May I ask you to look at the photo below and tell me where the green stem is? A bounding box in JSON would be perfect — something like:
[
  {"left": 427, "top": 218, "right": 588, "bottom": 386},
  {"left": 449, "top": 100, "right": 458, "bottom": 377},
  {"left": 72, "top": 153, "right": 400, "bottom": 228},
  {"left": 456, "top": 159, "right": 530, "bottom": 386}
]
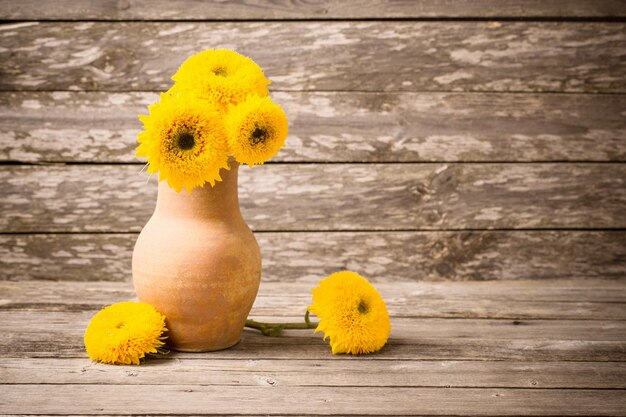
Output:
[{"left": 245, "top": 310, "right": 319, "bottom": 337}]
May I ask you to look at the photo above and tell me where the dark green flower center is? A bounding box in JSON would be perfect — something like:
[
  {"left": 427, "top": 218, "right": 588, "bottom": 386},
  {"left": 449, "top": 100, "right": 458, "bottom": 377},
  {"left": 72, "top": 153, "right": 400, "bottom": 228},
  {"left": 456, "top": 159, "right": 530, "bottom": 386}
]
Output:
[
  {"left": 213, "top": 67, "right": 227, "bottom": 77},
  {"left": 177, "top": 131, "right": 195, "bottom": 150},
  {"left": 358, "top": 299, "right": 369, "bottom": 314},
  {"left": 250, "top": 127, "right": 267, "bottom": 145}
]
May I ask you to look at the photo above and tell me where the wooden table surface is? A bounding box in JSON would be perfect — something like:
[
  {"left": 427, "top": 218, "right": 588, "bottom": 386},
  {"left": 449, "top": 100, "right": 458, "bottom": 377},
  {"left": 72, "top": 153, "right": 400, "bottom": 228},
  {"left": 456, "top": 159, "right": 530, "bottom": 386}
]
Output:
[{"left": 1, "top": 1, "right": 625, "bottom": 416}]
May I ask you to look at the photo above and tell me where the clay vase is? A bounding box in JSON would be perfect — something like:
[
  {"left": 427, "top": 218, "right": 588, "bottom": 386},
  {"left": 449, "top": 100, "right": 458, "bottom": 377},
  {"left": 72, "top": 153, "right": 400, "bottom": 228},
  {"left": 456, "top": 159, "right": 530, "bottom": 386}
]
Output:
[{"left": 132, "top": 160, "right": 261, "bottom": 352}]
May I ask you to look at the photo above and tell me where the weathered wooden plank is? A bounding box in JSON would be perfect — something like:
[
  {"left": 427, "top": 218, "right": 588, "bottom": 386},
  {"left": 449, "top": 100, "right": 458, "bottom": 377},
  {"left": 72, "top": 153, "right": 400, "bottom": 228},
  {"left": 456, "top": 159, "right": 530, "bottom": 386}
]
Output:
[
  {"left": 2, "top": 91, "right": 625, "bottom": 163},
  {"left": 3, "top": 358, "right": 625, "bottom": 389},
  {"left": 2, "top": 385, "right": 625, "bottom": 415},
  {"left": 2, "top": 310, "right": 625, "bottom": 361},
  {"left": 6, "top": 331, "right": 624, "bottom": 362},
  {"left": 5, "top": 333, "right": 624, "bottom": 362},
  {"left": 2, "top": 0, "right": 625, "bottom": 20},
  {"left": 2, "top": 232, "right": 624, "bottom": 282},
  {"left": 5, "top": 279, "right": 626, "bottom": 304},
  {"left": 2, "top": 164, "right": 624, "bottom": 232},
  {"left": 1, "top": 22, "right": 624, "bottom": 93},
  {"left": 6, "top": 310, "right": 626, "bottom": 342},
  {"left": 3, "top": 280, "right": 626, "bottom": 319}
]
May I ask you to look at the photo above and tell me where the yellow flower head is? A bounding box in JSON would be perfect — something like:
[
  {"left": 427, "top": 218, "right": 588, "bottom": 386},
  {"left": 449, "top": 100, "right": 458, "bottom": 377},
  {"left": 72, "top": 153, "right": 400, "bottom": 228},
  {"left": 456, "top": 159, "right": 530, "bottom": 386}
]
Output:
[
  {"left": 136, "top": 91, "right": 230, "bottom": 193},
  {"left": 84, "top": 302, "right": 167, "bottom": 365},
  {"left": 225, "top": 95, "right": 288, "bottom": 166},
  {"left": 309, "top": 271, "right": 391, "bottom": 355},
  {"left": 172, "top": 49, "right": 270, "bottom": 110}
]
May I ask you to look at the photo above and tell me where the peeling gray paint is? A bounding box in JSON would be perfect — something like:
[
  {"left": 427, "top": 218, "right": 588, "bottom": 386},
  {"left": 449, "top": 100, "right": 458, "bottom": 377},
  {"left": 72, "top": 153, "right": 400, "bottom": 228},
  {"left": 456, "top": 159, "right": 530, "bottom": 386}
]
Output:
[
  {"left": 1, "top": 91, "right": 624, "bottom": 163},
  {"left": 1, "top": 22, "right": 624, "bottom": 92}
]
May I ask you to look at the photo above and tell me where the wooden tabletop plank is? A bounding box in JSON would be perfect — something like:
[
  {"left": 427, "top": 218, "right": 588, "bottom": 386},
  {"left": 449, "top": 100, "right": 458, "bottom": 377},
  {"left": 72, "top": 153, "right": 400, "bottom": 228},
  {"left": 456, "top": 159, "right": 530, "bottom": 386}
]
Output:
[
  {"left": 3, "top": 280, "right": 626, "bottom": 320},
  {"left": 3, "top": 357, "right": 625, "bottom": 389},
  {"left": 1, "top": 307, "right": 625, "bottom": 361},
  {"left": 2, "top": 384, "right": 625, "bottom": 415},
  {"left": 1, "top": 0, "right": 625, "bottom": 20},
  {"left": 4, "top": 331, "right": 623, "bottom": 362},
  {"left": 1, "top": 22, "right": 624, "bottom": 93},
  {"left": 2, "top": 91, "right": 624, "bottom": 163},
  {"left": 2, "top": 231, "right": 624, "bottom": 282},
  {"left": 2, "top": 164, "right": 624, "bottom": 232},
  {"left": 4, "top": 279, "right": 626, "bottom": 304},
  {"left": 5, "top": 311, "right": 626, "bottom": 341}
]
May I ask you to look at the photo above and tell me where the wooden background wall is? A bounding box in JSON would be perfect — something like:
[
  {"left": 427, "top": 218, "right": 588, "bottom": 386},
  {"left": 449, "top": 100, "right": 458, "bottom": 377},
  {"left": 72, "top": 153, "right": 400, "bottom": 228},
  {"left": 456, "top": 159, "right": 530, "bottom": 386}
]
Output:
[{"left": 0, "top": 1, "right": 625, "bottom": 284}]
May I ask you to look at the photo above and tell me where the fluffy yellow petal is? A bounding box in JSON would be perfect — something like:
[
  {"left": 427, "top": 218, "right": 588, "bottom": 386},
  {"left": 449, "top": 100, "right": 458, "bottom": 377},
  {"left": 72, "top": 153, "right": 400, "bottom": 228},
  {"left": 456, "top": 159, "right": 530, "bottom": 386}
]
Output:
[
  {"left": 309, "top": 271, "right": 391, "bottom": 355},
  {"left": 225, "top": 95, "right": 288, "bottom": 166},
  {"left": 136, "top": 92, "right": 230, "bottom": 193},
  {"left": 84, "top": 302, "right": 167, "bottom": 365},
  {"left": 172, "top": 49, "right": 270, "bottom": 111}
]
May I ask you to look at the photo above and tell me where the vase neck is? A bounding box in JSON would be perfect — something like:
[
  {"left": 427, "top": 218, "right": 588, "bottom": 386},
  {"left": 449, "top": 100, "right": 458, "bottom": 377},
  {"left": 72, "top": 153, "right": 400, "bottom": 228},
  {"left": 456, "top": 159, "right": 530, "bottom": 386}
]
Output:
[{"left": 154, "top": 160, "right": 242, "bottom": 222}]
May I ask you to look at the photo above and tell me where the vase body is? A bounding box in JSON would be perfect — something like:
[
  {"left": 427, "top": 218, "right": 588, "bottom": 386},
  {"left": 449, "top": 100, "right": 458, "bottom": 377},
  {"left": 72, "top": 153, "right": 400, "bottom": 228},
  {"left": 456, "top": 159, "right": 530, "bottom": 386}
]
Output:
[{"left": 132, "top": 161, "right": 261, "bottom": 352}]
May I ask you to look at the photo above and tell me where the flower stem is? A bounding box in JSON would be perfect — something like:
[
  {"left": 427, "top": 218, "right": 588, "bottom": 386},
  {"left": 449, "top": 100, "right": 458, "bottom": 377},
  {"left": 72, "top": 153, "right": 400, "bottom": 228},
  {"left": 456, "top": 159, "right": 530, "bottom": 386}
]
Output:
[{"left": 245, "top": 310, "right": 318, "bottom": 337}]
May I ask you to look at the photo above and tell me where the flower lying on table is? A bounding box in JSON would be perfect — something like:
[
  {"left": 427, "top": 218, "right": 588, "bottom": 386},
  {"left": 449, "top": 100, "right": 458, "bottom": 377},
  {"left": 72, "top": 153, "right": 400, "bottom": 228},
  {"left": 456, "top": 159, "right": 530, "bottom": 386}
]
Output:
[
  {"left": 311, "top": 271, "right": 392, "bottom": 354},
  {"left": 84, "top": 302, "right": 168, "bottom": 365},
  {"left": 246, "top": 271, "right": 392, "bottom": 355},
  {"left": 84, "top": 271, "right": 390, "bottom": 364}
]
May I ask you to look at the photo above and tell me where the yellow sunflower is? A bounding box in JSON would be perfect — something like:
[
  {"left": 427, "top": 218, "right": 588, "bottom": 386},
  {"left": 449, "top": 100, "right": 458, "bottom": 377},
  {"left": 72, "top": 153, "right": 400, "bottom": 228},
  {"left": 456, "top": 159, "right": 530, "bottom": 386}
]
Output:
[
  {"left": 225, "top": 95, "right": 288, "bottom": 166},
  {"left": 309, "top": 271, "right": 391, "bottom": 355},
  {"left": 84, "top": 302, "right": 167, "bottom": 365},
  {"left": 172, "top": 49, "right": 270, "bottom": 110},
  {"left": 136, "top": 92, "right": 230, "bottom": 193}
]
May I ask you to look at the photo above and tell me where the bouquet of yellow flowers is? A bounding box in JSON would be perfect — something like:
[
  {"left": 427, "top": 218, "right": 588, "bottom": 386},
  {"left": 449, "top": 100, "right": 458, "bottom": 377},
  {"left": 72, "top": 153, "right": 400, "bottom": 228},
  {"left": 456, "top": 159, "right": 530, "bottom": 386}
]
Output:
[{"left": 136, "top": 49, "right": 288, "bottom": 193}]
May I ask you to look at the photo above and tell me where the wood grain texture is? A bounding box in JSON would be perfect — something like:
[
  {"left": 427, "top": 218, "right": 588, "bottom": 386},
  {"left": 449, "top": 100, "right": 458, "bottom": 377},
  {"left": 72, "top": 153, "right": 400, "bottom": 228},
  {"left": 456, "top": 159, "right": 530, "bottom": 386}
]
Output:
[
  {"left": 4, "top": 280, "right": 626, "bottom": 320},
  {"left": 1, "top": 0, "right": 625, "bottom": 20},
  {"left": 1, "top": 22, "right": 625, "bottom": 93},
  {"left": 7, "top": 310, "right": 626, "bottom": 342},
  {"left": 2, "top": 384, "right": 625, "bottom": 416},
  {"left": 3, "top": 358, "right": 625, "bottom": 389},
  {"left": 5, "top": 279, "right": 626, "bottom": 304},
  {"left": 2, "top": 310, "right": 625, "bottom": 361},
  {"left": 1, "top": 4, "right": 625, "bottom": 416},
  {"left": 2, "top": 164, "right": 624, "bottom": 232},
  {"left": 1, "top": 232, "right": 624, "bottom": 282},
  {"left": 2, "top": 91, "right": 625, "bottom": 163}
]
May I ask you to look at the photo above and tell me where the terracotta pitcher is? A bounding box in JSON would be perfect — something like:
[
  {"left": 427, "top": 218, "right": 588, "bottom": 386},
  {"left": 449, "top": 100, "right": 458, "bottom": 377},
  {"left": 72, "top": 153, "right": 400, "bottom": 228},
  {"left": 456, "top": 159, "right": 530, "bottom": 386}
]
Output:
[{"left": 132, "top": 160, "right": 261, "bottom": 352}]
